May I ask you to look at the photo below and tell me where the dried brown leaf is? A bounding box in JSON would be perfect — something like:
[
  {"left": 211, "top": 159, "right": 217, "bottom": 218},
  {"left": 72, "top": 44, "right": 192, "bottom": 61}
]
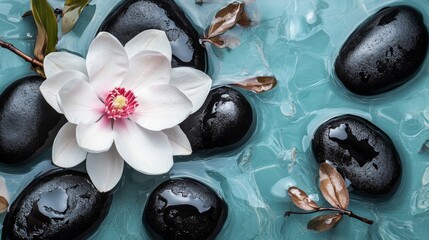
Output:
[
  {"left": 231, "top": 76, "right": 277, "bottom": 93},
  {"left": 237, "top": 10, "right": 252, "bottom": 27},
  {"left": 0, "top": 196, "right": 8, "bottom": 214},
  {"left": 202, "top": 36, "right": 225, "bottom": 48},
  {"left": 307, "top": 213, "right": 342, "bottom": 232},
  {"left": 319, "top": 162, "right": 349, "bottom": 209},
  {"left": 206, "top": 1, "right": 244, "bottom": 38},
  {"left": 287, "top": 186, "right": 319, "bottom": 211}
]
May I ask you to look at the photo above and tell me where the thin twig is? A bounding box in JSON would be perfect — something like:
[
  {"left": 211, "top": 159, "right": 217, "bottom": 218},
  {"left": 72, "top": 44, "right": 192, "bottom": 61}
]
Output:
[
  {"left": 284, "top": 207, "right": 338, "bottom": 216},
  {"left": 344, "top": 210, "right": 374, "bottom": 225},
  {"left": 0, "top": 39, "right": 43, "bottom": 68},
  {"left": 285, "top": 207, "right": 373, "bottom": 225}
]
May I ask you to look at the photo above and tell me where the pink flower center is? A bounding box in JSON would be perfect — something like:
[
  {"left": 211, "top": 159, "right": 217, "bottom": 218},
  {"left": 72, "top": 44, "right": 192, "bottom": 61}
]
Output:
[{"left": 105, "top": 87, "right": 138, "bottom": 119}]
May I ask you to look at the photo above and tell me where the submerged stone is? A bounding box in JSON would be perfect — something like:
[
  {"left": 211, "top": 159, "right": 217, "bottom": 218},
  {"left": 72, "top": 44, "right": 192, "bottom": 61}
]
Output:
[
  {"left": 143, "top": 178, "right": 227, "bottom": 240},
  {"left": 0, "top": 76, "right": 62, "bottom": 164},
  {"left": 100, "top": 0, "right": 207, "bottom": 71},
  {"left": 312, "top": 115, "right": 401, "bottom": 195},
  {"left": 2, "top": 169, "right": 112, "bottom": 240},
  {"left": 180, "top": 87, "right": 254, "bottom": 152},
  {"left": 335, "top": 5, "right": 428, "bottom": 95}
]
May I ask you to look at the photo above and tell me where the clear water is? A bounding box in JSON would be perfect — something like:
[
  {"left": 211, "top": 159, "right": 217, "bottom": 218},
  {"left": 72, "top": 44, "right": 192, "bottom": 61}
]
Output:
[{"left": 0, "top": 0, "right": 428, "bottom": 239}]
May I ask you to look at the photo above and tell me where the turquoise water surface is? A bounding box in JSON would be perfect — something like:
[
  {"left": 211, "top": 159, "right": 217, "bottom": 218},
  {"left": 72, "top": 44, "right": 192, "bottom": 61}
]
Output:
[{"left": 0, "top": 0, "right": 428, "bottom": 239}]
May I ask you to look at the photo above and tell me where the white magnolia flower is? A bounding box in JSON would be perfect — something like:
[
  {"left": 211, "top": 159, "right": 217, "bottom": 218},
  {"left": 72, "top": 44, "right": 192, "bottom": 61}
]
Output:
[{"left": 40, "top": 30, "right": 211, "bottom": 192}]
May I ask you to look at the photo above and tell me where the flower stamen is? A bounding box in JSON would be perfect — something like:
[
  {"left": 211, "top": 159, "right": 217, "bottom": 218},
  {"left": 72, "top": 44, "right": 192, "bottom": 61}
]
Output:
[{"left": 105, "top": 87, "right": 138, "bottom": 119}]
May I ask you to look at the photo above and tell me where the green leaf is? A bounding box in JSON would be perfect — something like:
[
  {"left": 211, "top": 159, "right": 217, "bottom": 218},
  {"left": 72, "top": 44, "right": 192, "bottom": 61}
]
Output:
[
  {"left": 62, "top": 0, "right": 91, "bottom": 34},
  {"left": 30, "top": 0, "right": 58, "bottom": 61}
]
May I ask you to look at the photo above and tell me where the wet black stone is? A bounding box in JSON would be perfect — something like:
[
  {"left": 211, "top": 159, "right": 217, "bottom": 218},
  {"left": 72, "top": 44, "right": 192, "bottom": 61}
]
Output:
[
  {"left": 180, "top": 87, "right": 254, "bottom": 151},
  {"left": 312, "top": 115, "right": 401, "bottom": 195},
  {"left": 143, "top": 178, "right": 227, "bottom": 240},
  {"left": 0, "top": 76, "right": 62, "bottom": 164},
  {"left": 335, "top": 5, "right": 428, "bottom": 95},
  {"left": 100, "top": 0, "right": 207, "bottom": 71},
  {"left": 2, "top": 169, "right": 112, "bottom": 240}
]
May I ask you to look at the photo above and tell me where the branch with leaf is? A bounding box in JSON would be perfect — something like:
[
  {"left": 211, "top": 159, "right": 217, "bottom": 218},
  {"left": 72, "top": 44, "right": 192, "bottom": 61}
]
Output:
[
  {"left": 285, "top": 162, "right": 373, "bottom": 232},
  {"left": 0, "top": 0, "right": 90, "bottom": 77}
]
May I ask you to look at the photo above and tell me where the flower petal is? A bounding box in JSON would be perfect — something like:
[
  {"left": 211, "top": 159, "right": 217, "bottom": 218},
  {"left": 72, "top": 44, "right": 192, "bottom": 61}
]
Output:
[
  {"left": 86, "top": 32, "right": 128, "bottom": 99},
  {"left": 86, "top": 146, "right": 124, "bottom": 192},
  {"left": 120, "top": 51, "right": 171, "bottom": 95},
  {"left": 52, "top": 123, "right": 87, "bottom": 168},
  {"left": 59, "top": 78, "right": 104, "bottom": 124},
  {"left": 76, "top": 117, "right": 115, "bottom": 153},
  {"left": 130, "top": 84, "right": 192, "bottom": 131},
  {"left": 40, "top": 70, "right": 89, "bottom": 114},
  {"left": 162, "top": 126, "right": 192, "bottom": 155},
  {"left": 114, "top": 119, "right": 173, "bottom": 175},
  {"left": 124, "top": 29, "right": 172, "bottom": 62},
  {"left": 44, "top": 52, "right": 87, "bottom": 78},
  {"left": 170, "top": 67, "right": 212, "bottom": 113}
]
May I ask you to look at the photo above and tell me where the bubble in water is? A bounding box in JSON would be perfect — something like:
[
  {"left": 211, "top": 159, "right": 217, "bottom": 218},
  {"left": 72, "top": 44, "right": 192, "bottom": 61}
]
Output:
[
  {"left": 277, "top": 147, "right": 298, "bottom": 173},
  {"left": 423, "top": 166, "right": 429, "bottom": 186},
  {"left": 308, "top": 193, "right": 319, "bottom": 202},
  {"left": 402, "top": 114, "right": 424, "bottom": 137},
  {"left": 411, "top": 186, "right": 429, "bottom": 215},
  {"left": 280, "top": 99, "right": 296, "bottom": 117},
  {"left": 423, "top": 109, "right": 429, "bottom": 124},
  {"left": 306, "top": 10, "right": 317, "bottom": 24},
  {"left": 271, "top": 176, "right": 296, "bottom": 198},
  {"left": 238, "top": 148, "right": 253, "bottom": 172}
]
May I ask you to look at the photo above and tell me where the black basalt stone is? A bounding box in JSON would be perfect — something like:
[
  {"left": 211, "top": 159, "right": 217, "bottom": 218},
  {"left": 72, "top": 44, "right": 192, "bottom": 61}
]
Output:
[
  {"left": 335, "top": 5, "right": 428, "bottom": 95},
  {"left": 180, "top": 87, "right": 254, "bottom": 151},
  {"left": 0, "top": 76, "right": 62, "bottom": 164},
  {"left": 2, "top": 169, "right": 112, "bottom": 240},
  {"left": 143, "top": 178, "right": 227, "bottom": 240},
  {"left": 100, "top": 0, "right": 207, "bottom": 71},
  {"left": 312, "top": 115, "right": 401, "bottom": 195}
]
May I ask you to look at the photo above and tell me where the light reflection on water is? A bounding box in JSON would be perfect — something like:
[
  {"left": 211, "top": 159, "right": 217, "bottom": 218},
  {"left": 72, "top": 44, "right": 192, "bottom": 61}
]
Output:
[{"left": 0, "top": 0, "right": 428, "bottom": 239}]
